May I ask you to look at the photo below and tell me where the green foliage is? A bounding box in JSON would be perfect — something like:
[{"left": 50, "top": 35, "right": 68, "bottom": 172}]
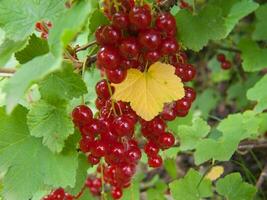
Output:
[
  {"left": 0, "top": 106, "right": 78, "bottom": 200},
  {"left": 0, "top": 0, "right": 65, "bottom": 41},
  {"left": 89, "top": 9, "right": 110, "bottom": 34},
  {"left": 253, "top": 4, "right": 267, "bottom": 41},
  {"left": 216, "top": 173, "right": 257, "bottom": 200},
  {"left": 238, "top": 39, "right": 267, "bottom": 72},
  {"left": 169, "top": 169, "right": 212, "bottom": 200},
  {"left": 247, "top": 74, "right": 267, "bottom": 113},
  {"left": 15, "top": 34, "right": 49, "bottom": 64}
]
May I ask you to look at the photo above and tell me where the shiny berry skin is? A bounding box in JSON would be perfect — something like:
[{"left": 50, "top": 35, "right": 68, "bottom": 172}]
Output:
[
  {"left": 91, "top": 140, "right": 107, "bottom": 157},
  {"left": 117, "top": 163, "right": 136, "bottom": 179},
  {"left": 138, "top": 29, "right": 161, "bottom": 51},
  {"left": 161, "top": 104, "right": 177, "bottom": 121},
  {"left": 221, "top": 60, "right": 232, "bottom": 70},
  {"left": 184, "top": 86, "right": 196, "bottom": 102},
  {"left": 88, "top": 154, "right": 100, "bottom": 165},
  {"left": 112, "top": 12, "right": 130, "bottom": 30},
  {"left": 148, "top": 154, "right": 163, "bottom": 168},
  {"left": 119, "top": 37, "right": 140, "bottom": 59},
  {"left": 161, "top": 38, "right": 179, "bottom": 55},
  {"left": 129, "top": 6, "right": 152, "bottom": 30},
  {"left": 217, "top": 53, "right": 226, "bottom": 62},
  {"left": 155, "top": 13, "right": 177, "bottom": 33},
  {"left": 158, "top": 132, "right": 175, "bottom": 149},
  {"left": 106, "top": 143, "right": 125, "bottom": 164},
  {"left": 113, "top": 115, "right": 135, "bottom": 137},
  {"left": 144, "top": 141, "right": 159, "bottom": 156},
  {"left": 95, "top": 79, "right": 114, "bottom": 99},
  {"left": 126, "top": 147, "right": 142, "bottom": 163},
  {"left": 111, "top": 187, "right": 123, "bottom": 199},
  {"left": 175, "top": 98, "right": 191, "bottom": 111},
  {"left": 95, "top": 25, "right": 121, "bottom": 45},
  {"left": 175, "top": 64, "right": 196, "bottom": 82},
  {"left": 144, "top": 50, "right": 161, "bottom": 63},
  {"left": 121, "top": 59, "right": 140, "bottom": 70},
  {"left": 95, "top": 97, "right": 106, "bottom": 110},
  {"left": 97, "top": 46, "right": 121, "bottom": 70},
  {"left": 106, "top": 68, "right": 127, "bottom": 84},
  {"left": 72, "top": 105, "right": 93, "bottom": 127},
  {"left": 148, "top": 117, "right": 166, "bottom": 135}
]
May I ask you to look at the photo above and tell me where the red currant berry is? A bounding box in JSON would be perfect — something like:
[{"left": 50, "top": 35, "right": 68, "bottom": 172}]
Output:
[
  {"left": 144, "top": 50, "right": 161, "bottom": 63},
  {"left": 138, "top": 29, "right": 162, "bottom": 51},
  {"left": 158, "top": 132, "right": 175, "bottom": 149},
  {"left": 111, "top": 187, "right": 123, "bottom": 199},
  {"left": 91, "top": 140, "right": 107, "bottom": 158},
  {"left": 161, "top": 38, "right": 179, "bottom": 55},
  {"left": 113, "top": 115, "right": 135, "bottom": 137},
  {"left": 106, "top": 68, "right": 127, "bottom": 84},
  {"left": 129, "top": 6, "right": 152, "bottom": 30},
  {"left": 174, "top": 98, "right": 191, "bottom": 112},
  {"left": 95, "top": 25, "right": 121, "bottom": 45},
  {"left": 221, "top": 60, "right": 232, "bottom": 70},
  {"left": 119, "top": 37, "right": 140, "bottom": 59},
  {"left": 112, "top": 12, "right": 130, "bottom": 30},
  {"left": 95, "top": 79, "right": 114, "bottom": 99},
  {"left": 97, "top": 46, "right": 121, "bottom": 70},
  {"left": 88, "top": 154, "right": 100, "bottom": 165},
  {"left": 144, "top": 141, "right": 159, "bottom": 156},
  {"left": 217, "top": 53, "right": 226, "bottom": 62},
  {"left": 148, "top": 154, "right": 163, "bottom": 168},
  {"left": 155, "top": 13, "right": 177, "bottom": 34},
  {"left": 121, "top": 59, "right": 140, "bottom": 70},
  {"left": 126, "top": 146, "right": 142, "bottom": 163},
  {"left": 161, "top": 103, "right": 177, "bottom": 121},
  {"left": 72, "top": 105, "right": 93, "bottom": 127},
  {"left": 184, "top": 86, "right": 196, "bottom": 102}
]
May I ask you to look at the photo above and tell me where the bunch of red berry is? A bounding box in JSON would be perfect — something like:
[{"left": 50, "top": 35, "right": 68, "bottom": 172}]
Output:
[
  {"left": 42, "top": 188, "right": 73, "bottom": 200},
  {"left": 217, "top": 53, "right": 232, "bottom": 70},
  {"left": 35, "top": 21, "right": 52, "bottom": 39}
]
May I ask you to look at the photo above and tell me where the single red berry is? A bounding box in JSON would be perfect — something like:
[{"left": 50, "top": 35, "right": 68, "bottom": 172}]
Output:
[
  {"left": 158, "top": 132, "right": 175, "bottom": 149},
  {"left": 217, "top": 53, "right": 226, "bottom": 62},
  {"left": 144, "top": 141, "right": 159, "bottom": 156},
  {"left": 148, "top": 154, "right": 163, "bottom": 168},
  {"left": 221, "top": 60, "right": 232, "bottom": 70},
  {"left": 95, "top": 97, "right": 107, "bottom": 110},
  {"left": 97, "top": 46, "right": 121, "bottom": 70},
  {"left": 155, "top": 13, "right": 177, "bottom": 34},
  {"left": 106, "top": 68, "right": 127, "bottom": 84},
  {"left": 161, "top": 103, "right": 177, "bottom": 121},
  {"left": 161, "top": 38, "right": 179, "bottom": 55},
  {"left": 72, "top": 105, "right": 93, "bottom": 126},
  {"left": 91, "top": 140, "right": 107, "bottom": 158},
  {"left": 119, "top": 37, "right": 140, "bottom": 59},
  {"left": 147, "top": 117, "right": 166, "bottom": 135},
  {"left": 112, "top": 12, "right": 130, "bottom": 30},
  {"left": 121, "top": 59, "right": 140, "bottom": 70},
  {"left": 129, "top": 6, "right": 152, "bottom": 30},
  {"left": 138, "top": 28, "right": 162, "bottom": 51},
  {"left": 126, "top": 146, "right": 142, "bottom": 163},
  {"left": 184, "top": 86, "right": 196, "bottom": 102},
  {"left": 144, "top": 50, "right": 161, "bottom": 63},
  {"left": 87, "top": 154, "right": 100, "bottom": 165},
  {"left": 174, "top": 98, "right": 191, "bottom": 112},
  {"left": 113, "top": 115, "right": 135, "bottom": 137},
  {"left": 95, "top": 79, "right": 114, "bottom": 99},
  {"left": 95, "top": 25, "right": 121, "bottom": 45},
  {"left": 111, "top": 187, "right": 123, "bottom": 199}
]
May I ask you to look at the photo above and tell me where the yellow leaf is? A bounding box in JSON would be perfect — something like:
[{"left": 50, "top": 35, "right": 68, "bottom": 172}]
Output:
[
  {"left": 112, "top": 62, "right": 185, "bottom": 121},
  {"left": 205, "top": 166, "right": 224, "bottom": 181}
]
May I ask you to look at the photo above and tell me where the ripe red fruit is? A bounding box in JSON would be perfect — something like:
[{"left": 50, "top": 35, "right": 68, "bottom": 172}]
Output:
[
  {"left": 97, "top": 46, "right": 121, "bottom": 70},
  {"left": 147, "top": 117, "right": 166, "bottom": 135},
  {"left": 113, "top": 115, "right": 135, "bottom": 137},
  {"left": 111, "top": 187, "right": 123, "bottom": 199},
  {"left": 138, "top": 28, "right": 162, "bottom": 51},
  {"left": 121, "top": 59, "right": 140, "bottom": 70},
  {"left": 91, "top": 140, "right": 107, "bottom": 158},
  {"left": 72, "top": 105, "right": 93, "bottom": 127},
  {"left": 144, "top": 50, "right": 161, "bottom": 63},
  {"left": 184, "top": 86, "right": 196, "bottom": 102},
  {"left": 158, "top": 132, "right": 175, "bottom": 149},
  {"left": 161, "top": 38, "right": 179, "bottom": 55},
  {"left": 126, "top": 147, "right": 142, "bottom": 163},
  {"left": 217, "top": 53, "right": 226, "bottom": 62},
  {"left": 106, "top": 68, "right": 127, "bottom": 84},
  {"left": 174, "top": 98, "right": 191, "bottom": 112},
  {"left": 95, "top": 79, "right": 114, "bottom": 99},
  {"left": 95, "top": 25, "right": 121, "bottom": 45},
  {"left": 119, "top": 37, "right": 140, "bottom": 59},
  {"left": 129, "top": 6, "right": 152, "bottom": 30},
  {"left": 88, "top": 154, "right": 100, "bottom": 165},
  {"left": 144, "top": 141, "right": 159, "bottom": 156},
  {"left": 175, "top": 64, "right": 196, "bottom": 82},
  {"left": 95, "top": 97, "right": 107, "bottom": 110},
  {"left": 112, "top": 12, "right": 130, "bottom": 30},
  {"left": 117, "top": 163, "right": 136, "bottom": 179},
  {"left": 161, "top": 103, "right": 177, "bottom": 121},
  {"left": 221, "top": 60, "right": 232, "bottom": 70},
  {"left": 148, "top": 154, "right": 163, "bottom": 168},
  {"left": 155, "top": 13, "right": 177, "bottom": 34}
]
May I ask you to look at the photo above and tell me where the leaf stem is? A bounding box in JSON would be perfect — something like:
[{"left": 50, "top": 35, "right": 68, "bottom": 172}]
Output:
[{"left": 75, "top": 41, "right": 97, "bottom": 53}]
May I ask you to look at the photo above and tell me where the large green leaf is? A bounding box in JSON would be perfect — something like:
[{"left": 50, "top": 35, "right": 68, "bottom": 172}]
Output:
[
  {"left": 177, "top": 118, "right": 210, "bottom": 151},
  {"left": 3, "top": 53, "right": 62, "bottom": 113},
  {"left": 88, "top": 9, "right": 109, "bottom": 34},
  {"left": 238, "top": 39, "right": 267, "bottom": 72},
  {"left": 216, "top": 173, "right": 257, "bottom": 200},
  {"left": 39, "top": 64, "right": 87, "bottom": 104},
  {"left": 0, "top": 0, "right": 65, "bottom": 41},
  {"left": 48, "top": 0, "right": 98, "bottom": 56},
  {"left": 253, "top": 4, "right": 267, "bottom": 41},
  {"left": 169, "top": 169, "right": 212, "bottom": 200},
  {"left": 27, "top": 100, "right": 74, "bottom": 153},
  {"left": 0, "top": 106, "right": 78, "bottom": 200},
  {"left": 15, "top": 34, "right": 49, "bottom": 64},
  {"left": 247, "top": 74, "right": 267, "bottom": 113}
]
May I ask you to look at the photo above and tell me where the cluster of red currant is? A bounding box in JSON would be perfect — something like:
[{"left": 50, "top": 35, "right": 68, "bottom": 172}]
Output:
[
  {"left": 217, "top": 53, "right": 232, "bottom": 70},
  {"left": 42, "top": 188, "right": 73, "bottom": 200},
  {"left": 35, "top": 21, "right": 52, "bottom": 39}
]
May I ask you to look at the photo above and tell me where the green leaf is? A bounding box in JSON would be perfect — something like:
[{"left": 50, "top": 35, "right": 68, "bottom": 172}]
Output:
[
  {"left": 253, "top": 4, "right": 267, "bottom": 41},
  {"left": 122, "top": 174, "right": 144, "bottom": 200},
  {"left": 216, "top": 173, "right": 257, "bottom": 200},
  {"left": 175, "top": 5, "right": 225, "bottom": 51},
  {"left": 39, "top": 63, "right": 87, "bottom": 104},
  {"left": 0, "top": 106, "right": 78, "bottom": 200},
  {"left": 169, "top": 169, "right": 212, "bottom": 200},
  {"left": 15, "top": 34, "right": 49, "bottom": 64},
  {"left": 48, "top": 0, "right": 97, "bottom": 56},
  {"left": 177, "top": 118, "right": 210, "bottom": 151},
  {"left": 3, "top": 53, "right": 62, "bottom": 113},
  {"left": 164, "top": 159, "right": 177, "bottom": 179},
  {"left": 0, "top": 0, "right": 65, "bottom": 41},
  {"left": 27, "top": 100, "right": 74, "bottom": 153},
  {"left": 194, "top": 111, "right": 261, "bottom": 164},
  {"left": 0, "top": 39, "right": 25, "bottom": 66},
  {"left": 247, "top": 74, "right": 267, "bottom": 113},
  {"left": 89, "top": 9, "right": 110, "bottom": 34},
  {"left": 238, "top": 39, "right": 267, "bottom": 72}
]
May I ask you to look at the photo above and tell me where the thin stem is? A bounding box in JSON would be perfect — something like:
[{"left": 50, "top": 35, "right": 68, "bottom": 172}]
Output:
[
  {"left": 75, "top": 41, "right": 97, "bottom": 53},
  {"left": 0, "top": 68, "right": 16, "bottom": 77},
  {"left": 105, "top": 77, "right": 118, "bottom": 116},
  {"left": 100, "top": 160, "right": 106, "bottom": 200},
  {"left": 74, "top": 184, "right": 86, "bottom": 199},
  {"left": 256, "top": 163, "right": 267, "bottom": 189}
]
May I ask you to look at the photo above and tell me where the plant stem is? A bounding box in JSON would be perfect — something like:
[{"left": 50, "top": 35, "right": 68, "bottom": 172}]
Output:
[{"left": 75, "top": 41, "right": 97, "bottom": 53}]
